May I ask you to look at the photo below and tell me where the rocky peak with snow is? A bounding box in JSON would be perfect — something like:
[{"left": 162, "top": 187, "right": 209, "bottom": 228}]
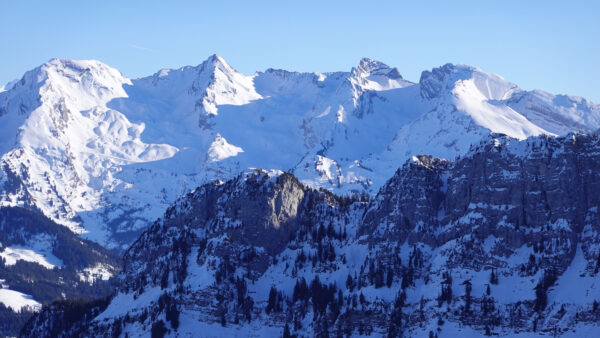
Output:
[
  {"left": 353, "top": 58, "right": 403, "bottom": 79},
  {"left": 419, "top": 63, "right": 519, "bottom": 101},
  {"left": 348, "top": 58, "right": 411, "bottom": 93}
]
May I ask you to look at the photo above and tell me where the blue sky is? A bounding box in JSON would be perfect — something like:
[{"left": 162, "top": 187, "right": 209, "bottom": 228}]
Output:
[{"left": 1, "top": 1, "right": 598, "bottom": 101}]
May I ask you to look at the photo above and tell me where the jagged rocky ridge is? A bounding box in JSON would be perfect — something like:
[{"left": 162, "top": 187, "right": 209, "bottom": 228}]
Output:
[
  {"left": 1, "top": 56, "right": 599, "bottom": 249},
  {"left": 22, "top": 133, "right": 600, "bottom": 337}
]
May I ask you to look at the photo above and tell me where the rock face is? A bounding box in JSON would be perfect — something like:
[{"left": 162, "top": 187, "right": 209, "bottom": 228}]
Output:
[{"left": 21, "top": 133, "right": 600, "bottom": 337}]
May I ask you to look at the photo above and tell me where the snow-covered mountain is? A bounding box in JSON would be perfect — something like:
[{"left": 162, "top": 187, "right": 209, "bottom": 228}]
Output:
[
  {"left": 22, "top": 133, "right": 600, "bottom": 337},
  {"left": 1, "top": 55, "right": 599, "bottom": 248}
]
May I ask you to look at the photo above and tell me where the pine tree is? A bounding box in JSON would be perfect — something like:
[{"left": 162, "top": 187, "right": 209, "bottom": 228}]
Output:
[
  {"left": 438, "top": 271, "right": 453, "bottom": 306},
  {"left": 166, "top": 300, "right": 180, "bottom": 330},
  {"left": 534, "top": 269, "right": 556, "bottom": 312},
  {"left": 463, "top": 280, "right": 472, "bottom": 315},
  {"left": 368, "top": 259, "right": 376, "bottom": 285},
  {"left": 490, "top": 269, "right": 499, "bottom": 285},
  {"left": 346, "top": 273, "right": 355, "bottom": 292},
  {"left": 401, "top": 267, "right": 414, "bottom": 289},
  {"left": 243, "top": 296, "right": 254, "bottom": 321},
  {"left": 283, "top": 323, "right": 291, "bottom": 338},
  {"left": 375, "top": 264, "right": 385, "bottom": 288},
  {"left": 387, "top": 290, "right": 406, "bottom": 337},
  {"left": 534, "top": 282, "right": 547, "bottom": 312},
  {"left": 160, "top": 270, "right": 169, "bottom": 289},
  {"left": 267, "top": 286, "right": 278, "bottom": 314},
  {"left": 151, "top": 320, "right": 167, "bottom": 338}
]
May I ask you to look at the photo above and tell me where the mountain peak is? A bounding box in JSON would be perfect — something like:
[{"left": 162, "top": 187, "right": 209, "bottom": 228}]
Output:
[
  {"left": 206, "top": 53, "right": 225, "bottom": 64},
  {"left": 353, "top": 57, "right": 402, "bottom": 79},
  {"left": 419, "top": 63, "right": 516, "bottom": 100},
  {"left": 41, "top": 58, "right": 118, "bottom": 74},
  {"left": 198, "top": 53, "right": 234, "bottom": 74},
  {"left": 30, "top": 58, "right": 130, "bottom": 92}
]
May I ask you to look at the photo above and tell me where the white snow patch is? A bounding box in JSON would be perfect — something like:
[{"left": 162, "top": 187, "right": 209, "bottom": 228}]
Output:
[
  {"left": 0, "top": 235, "right": 63, "bottom": 269},
  {"left": 78, "top": 263, "right": 114, "bottom": 283},
  {"left": 206, "top": 133, "right": 244, "bottom": 162},
  {"left": 0, "top": 280, "right": 41, "bottom": 312}
]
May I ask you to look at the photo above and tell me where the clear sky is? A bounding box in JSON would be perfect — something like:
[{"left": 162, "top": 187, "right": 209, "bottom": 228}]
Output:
[{"left": 1, "top": 1, "right": 598, "bottom": 101}]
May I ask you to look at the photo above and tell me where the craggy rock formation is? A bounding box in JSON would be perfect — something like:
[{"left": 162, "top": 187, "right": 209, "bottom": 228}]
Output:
[{"left": 23, "top": 133, "right": 600, "bottom": 337}]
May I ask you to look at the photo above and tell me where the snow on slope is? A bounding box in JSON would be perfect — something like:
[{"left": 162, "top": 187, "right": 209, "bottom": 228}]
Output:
[
  {"left": 1, "top": 56, "right": 600, "bottom": 248},
  {"left": 0, "top": 233, "right": 63, "bottom": 269},
  {"left": 0, "top": 79, "right": 18, "bottom": 94},
  {"left": 78, "top": 263, "right": 114, "bottom": 283},
  {"left": 0, "top": 246, "right": 62, "bottom": 270},
  {"left": 506, "top": 89, "right": 600, "bottom": 134},
  {"left": 0, "top": 284, "right": 41, "bottom": 312}
]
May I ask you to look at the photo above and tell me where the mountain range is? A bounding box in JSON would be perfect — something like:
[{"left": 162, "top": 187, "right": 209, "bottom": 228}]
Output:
[
  {"left": 1, "top": 55, "right": 599, "bottom": 250},
  {"left": 2, "top": 55, "right": 600, "bottom": 337}
]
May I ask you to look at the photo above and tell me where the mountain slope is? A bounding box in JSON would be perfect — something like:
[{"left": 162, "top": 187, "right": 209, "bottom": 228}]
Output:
[
  {"left": 1, "top": 56, "right": 599, "bottom": 248},
  {"left": 0, "top": 59, "right": 176, "bottom": 243},
  {"left": 22, "top": 133, "right": 600, "bottom": 337},
  {"left": 0, "top": 206, "right": 119, "bottom": 336}
]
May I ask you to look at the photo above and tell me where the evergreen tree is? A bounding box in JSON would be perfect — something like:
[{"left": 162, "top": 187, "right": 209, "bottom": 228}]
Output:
[
  {"left": 490, "top": 269, "right": 499, "bottom": 285},
  {"left": 438, "top": 271, "right": 453, "bottom": 306},
  {"left": 368, "top": 259, "right": 376, "bottom": 285},
  {"left": 387, "top": 290, "right": 406, "bottom": 337},
  {"left": 151, "top": 320, "right": 167, "bottom": 338},
  {"left": 160, "top": 270, "right": 169, "bottom": 289},
  {"left": 534, "top": 282, "right": 547, "bottom": 312},
  {"left": 387, "top": 267, "right": 394, "bottom": 288},
  {"left": 534, "top": 269, "right": 556, "bottom": 312},
  {"left": 346, "top": 273, "right": 355, "bottom": 292},
  {"left": 267, "top": 286, "right": 278, "bottom": 314},
  {"left": 166, "top": 300, "right": 180, "bottom": 330},
  {"left": 463, "top": 280, "right": 472, "bottom": 315},
  {"left": 401, "top": 267, "right": 414, "bottom": 289},
  {"left": 283, "top": 323, "right": 291, "bottom": 338},
  {"left": 243, "top": 296, "right": 254, "bottom": 321},
  {"left": 374, "top": 264, "right": 385, "bottom": 288}
]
